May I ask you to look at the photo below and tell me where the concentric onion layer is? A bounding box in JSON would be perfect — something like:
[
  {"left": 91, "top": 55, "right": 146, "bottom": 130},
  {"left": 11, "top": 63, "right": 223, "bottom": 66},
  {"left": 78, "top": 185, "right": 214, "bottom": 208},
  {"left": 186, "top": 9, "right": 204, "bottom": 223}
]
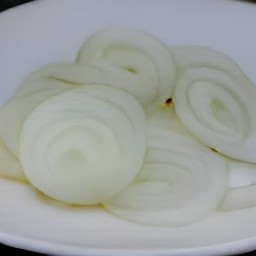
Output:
[
  {"left": 171, "top": 45, "right": 256, "bottom": 162},
  {"left": 103, "top": 125, "right": 228, "bottom": 226},
  {"left": 173, "top": 65, "right": 256, "bottom": 162},
  {"left": 77, "top": 28, "right": 176, "bottom": 110},
  {"left": 19, "top": 85, "right": 146, "bottom": 205}
]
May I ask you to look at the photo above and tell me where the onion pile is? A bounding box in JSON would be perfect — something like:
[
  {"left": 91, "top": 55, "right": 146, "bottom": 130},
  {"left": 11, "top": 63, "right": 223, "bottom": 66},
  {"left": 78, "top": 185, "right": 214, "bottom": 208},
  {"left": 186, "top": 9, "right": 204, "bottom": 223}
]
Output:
[{"left": 0, "top": 28, "right": 255, "bottom": 226}]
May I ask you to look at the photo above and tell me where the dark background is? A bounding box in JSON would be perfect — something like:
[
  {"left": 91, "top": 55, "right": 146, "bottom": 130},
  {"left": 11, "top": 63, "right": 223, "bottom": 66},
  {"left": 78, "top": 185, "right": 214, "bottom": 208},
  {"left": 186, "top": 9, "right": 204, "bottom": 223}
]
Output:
[
  {"left": 0, "top": 0, "right": 255, "bottom": 255},
  {"left": 0, "top": 0, "right": 34, "bottom": 12}
]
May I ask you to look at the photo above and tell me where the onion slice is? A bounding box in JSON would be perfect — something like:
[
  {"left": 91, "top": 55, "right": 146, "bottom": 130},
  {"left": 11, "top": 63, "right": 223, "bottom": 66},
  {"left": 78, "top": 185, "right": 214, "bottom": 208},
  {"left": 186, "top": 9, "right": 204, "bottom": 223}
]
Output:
[
  {"left": 221, "top": 185, "right": 256, "bottom": 211},
  {"left": 15, "top": 63, "right": 160, "bottom": 97},
  {"left": 221, "top": 160, "right": 256, "bottom": 211},
  {"left": 103, "top": 125, "right": 228, "bottom": 226},
  {"left": 171, "top": 46, "right": 256, "bottom": 162},
  {"left": 77, "top": 28, "right": 176, "bottom": 111},
  {"left": 19, "top": 85, "right": 146, "bottom": 205},
  {"left": 170, "top": 45, "right": 251, "bottom": 78}
]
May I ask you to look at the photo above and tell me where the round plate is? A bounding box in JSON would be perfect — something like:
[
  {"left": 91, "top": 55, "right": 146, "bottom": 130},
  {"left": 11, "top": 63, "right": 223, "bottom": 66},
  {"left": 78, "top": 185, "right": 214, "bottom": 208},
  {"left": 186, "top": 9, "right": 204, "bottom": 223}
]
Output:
[{"left": 0, "top": 0, "right": 256, "bottom": 255}]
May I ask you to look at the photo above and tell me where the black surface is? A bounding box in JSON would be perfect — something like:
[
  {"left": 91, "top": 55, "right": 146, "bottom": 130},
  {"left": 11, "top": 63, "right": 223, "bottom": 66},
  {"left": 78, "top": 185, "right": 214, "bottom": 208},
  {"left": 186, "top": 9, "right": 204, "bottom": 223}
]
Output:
[
  {"left": 0, "top": 0, "right": 34, "bottom": 12},
  {"left": 0, "top": 243, "right": 46, "bottom": 255},
  {"left": 0, "top": 0, "right": 255, "bottom": 255}
]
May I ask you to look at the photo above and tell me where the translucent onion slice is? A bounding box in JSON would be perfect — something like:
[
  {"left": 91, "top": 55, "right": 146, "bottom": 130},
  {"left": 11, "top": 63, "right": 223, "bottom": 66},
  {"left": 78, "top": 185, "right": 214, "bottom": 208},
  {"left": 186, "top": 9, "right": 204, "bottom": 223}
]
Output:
[
  {"left": 17, "top": 62, "right": 167, "bottom": 103},
  {"left": 103, "top": 125, "right": 228, "bottom": 226},
  {"left": 221, "top": 160, "right": 256, "bottom": 211},
  {"left": 171, "top": 46, "right": 256, "bottom": 162},
  {"left": 19, "top": 85, "right": 146, "bottom": 205},
  {"left": 170, "top": 45, "right": 252, "bottom": 79},
  {"left": 0, "top": 139, "right": 26, "bottom": 181},
  {"left": 77, "top": 28, "right": 176, "bottom": 110},
  {"left": 0, "top": 80, "right": 70, "bottom": 156}
]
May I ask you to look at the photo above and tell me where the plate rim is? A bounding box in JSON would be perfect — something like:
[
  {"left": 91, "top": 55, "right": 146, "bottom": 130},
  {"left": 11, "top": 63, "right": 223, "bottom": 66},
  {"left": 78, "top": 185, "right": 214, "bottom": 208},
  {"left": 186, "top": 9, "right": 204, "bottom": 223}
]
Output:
[{"left": 1, "top": 232, "right": 256, "bottom": 256}]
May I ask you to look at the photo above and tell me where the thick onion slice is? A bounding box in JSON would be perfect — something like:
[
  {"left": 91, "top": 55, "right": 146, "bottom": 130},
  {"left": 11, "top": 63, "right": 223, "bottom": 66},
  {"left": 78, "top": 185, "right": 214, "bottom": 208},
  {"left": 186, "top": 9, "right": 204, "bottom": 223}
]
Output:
[
  {"left": 17, "top": 62, "right": 169, "bottom": 104},
  {"left": 19, "top": 85, "right": 146, "bottom": 205},
  {"left": 103, "top": 125, "right": 228, "bottom": 226},
  {"left": 170, "top": 45, "right": 252, "bottom": 78},
  {"left": 221, "top": 160, "right": 256, "bottom": 211},
  {"left": 17, "top": 63, "right": 129, "bottom": 96},
  {"left": 171, "top": 46, "right": 256, "bottom": 162},
  {"left": 77, "top": 28, "right": 176, "bottom": 110},
  {"left": 0, "top": 139, "right": 26, "bottom": 181}
]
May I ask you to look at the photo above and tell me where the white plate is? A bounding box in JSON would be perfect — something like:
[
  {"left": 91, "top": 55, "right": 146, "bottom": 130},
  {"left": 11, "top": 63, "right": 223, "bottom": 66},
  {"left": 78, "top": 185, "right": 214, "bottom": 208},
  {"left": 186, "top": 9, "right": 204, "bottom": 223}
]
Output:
[{"left": 0, "top": 0, "right": 256, "bottom": 255}]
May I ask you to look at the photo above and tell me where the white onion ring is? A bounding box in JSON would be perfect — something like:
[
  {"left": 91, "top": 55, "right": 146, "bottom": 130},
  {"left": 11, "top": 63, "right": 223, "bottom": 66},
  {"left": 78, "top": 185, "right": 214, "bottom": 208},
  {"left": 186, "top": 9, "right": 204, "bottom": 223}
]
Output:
[
  {"left": 103, "top": 125, "right": 228, "bottom": 226},
  {"left": 16, "top": 63, "right": 152, "bottom": 99},
  {"left": 19, "top": 85, "right": 146, "bottom": 205},
  {"left": 171, "top": 46, "right": 256, "bottom": 162},
  {"left": 77, "top": 28, "right": 176, "bottom": 111},
  {"left": 170, "top": 45, "right": 251, "bottom": 78}
]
